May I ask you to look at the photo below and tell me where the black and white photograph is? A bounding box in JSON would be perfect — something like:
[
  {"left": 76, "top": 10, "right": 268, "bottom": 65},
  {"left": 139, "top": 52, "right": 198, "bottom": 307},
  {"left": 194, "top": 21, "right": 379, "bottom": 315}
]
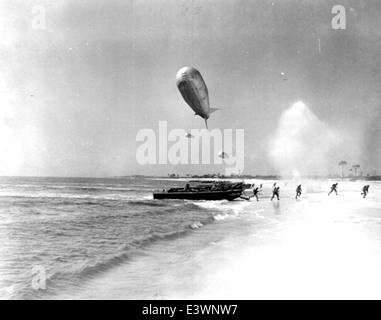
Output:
[{"left": 1, "top": 0, "right": 381, "bottom": 302}]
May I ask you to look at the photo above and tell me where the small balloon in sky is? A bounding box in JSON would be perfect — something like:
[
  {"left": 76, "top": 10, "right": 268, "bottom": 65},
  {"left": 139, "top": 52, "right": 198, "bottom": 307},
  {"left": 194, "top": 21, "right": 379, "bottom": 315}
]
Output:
[
  {"left": 185, "top": 133, "right": 194, "bottom": 139},
  {"left": 218, "top": 151, "right": 229, "bottom": 159}
]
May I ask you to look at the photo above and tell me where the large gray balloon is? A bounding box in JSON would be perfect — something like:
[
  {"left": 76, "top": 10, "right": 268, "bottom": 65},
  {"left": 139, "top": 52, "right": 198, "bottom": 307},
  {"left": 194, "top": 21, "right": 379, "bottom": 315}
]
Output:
[{"left": 176, "top": 66, "right": 219, "bottom": 129}]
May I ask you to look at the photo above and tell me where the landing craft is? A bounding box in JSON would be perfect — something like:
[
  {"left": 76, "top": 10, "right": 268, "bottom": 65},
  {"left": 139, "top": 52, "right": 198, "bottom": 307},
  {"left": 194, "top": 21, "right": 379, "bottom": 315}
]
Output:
[{"left": 176, "top": 67, "right": 219, "bottom": 129}]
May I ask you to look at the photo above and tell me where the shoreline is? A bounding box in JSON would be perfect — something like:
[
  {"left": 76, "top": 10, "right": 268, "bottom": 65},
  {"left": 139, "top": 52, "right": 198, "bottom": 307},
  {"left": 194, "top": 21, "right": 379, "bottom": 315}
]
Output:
[
  {"left": 5, "top": 178, "right": 381, "bottom": 300},
  {"left": 72, "top": 180, "right": 381, "bottom": 300},
  {"left": 183, "top": 183, "right": 381, "bottom": 300}
]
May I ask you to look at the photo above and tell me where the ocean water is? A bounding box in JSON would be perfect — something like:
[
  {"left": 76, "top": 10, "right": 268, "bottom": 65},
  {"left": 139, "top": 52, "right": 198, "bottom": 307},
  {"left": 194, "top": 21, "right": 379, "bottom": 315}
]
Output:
[
  {"left": 1, "top": 177, "right": 381, "bottom": 300},
  {"left": 0, "top": 177, "right": 254, "bottom": 300}
]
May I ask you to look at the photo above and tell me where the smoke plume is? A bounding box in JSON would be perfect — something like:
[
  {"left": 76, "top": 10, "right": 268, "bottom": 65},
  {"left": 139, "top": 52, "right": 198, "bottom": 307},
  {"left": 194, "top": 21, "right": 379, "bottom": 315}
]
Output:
[{"left": 269, "top": 101, "right": 339, "bottom": 178}]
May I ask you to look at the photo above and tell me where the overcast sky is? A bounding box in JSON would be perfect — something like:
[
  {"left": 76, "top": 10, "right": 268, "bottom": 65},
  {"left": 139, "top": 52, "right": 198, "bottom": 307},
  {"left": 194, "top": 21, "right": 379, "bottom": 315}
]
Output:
[{"left": 0, "top": 0, "right": 380, "bottom": 177}]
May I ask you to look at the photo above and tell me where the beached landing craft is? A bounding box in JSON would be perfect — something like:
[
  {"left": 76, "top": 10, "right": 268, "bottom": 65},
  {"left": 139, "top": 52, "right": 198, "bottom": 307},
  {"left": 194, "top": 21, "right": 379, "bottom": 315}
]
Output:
[
  {"left": 153, "top": 182, "right": 245, "bottom": 201},
  {"left": 176, "top": 66, "right": 219, "bottom": 129}
]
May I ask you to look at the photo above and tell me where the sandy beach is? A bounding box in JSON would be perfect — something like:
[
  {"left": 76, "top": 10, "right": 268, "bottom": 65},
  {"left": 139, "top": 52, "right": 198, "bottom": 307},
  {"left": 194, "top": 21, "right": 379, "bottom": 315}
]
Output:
[
  {"left": 187, "top": 180, "right": 381, "bottom": 300},
  {"left": 41, "top": 179, "right": 381, "bottom": 300}
]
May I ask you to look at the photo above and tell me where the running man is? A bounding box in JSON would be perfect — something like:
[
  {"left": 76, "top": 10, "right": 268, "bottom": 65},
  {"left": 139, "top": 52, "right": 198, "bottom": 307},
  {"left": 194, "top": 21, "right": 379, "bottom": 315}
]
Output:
[
  {"left": 240, "top": 185, "right": 260, "bottom": 201},
  {"left": 271, "top": 186, "right": 280, "bottom": 201},
  {"left": 328, "top": 183, "right": 339, "bottom": 196},
  {"left": 295, "top": 185, "right": 302, "bottom": 199},
  {"left": 252, "top": 187, "right": 260, "bottom": 201},
  {"left": 361, "top": 185, "right": 370, "bottom": 198}
]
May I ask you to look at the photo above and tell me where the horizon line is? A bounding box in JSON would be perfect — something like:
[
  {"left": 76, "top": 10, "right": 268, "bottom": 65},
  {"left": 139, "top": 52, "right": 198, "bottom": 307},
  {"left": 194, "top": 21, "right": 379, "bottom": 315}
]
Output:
[{"left": 0, "top": 174, "right": 380, "bottom": 180}]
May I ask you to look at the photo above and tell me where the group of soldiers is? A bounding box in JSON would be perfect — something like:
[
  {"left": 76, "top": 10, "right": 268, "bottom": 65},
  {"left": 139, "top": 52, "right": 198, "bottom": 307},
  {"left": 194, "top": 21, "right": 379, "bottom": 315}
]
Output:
[
  {"left": 243, "top": 182, "right": 371, "bottom": 201},
  {"left": 328, "top": 183, "right": 371, "bottom": 199}
]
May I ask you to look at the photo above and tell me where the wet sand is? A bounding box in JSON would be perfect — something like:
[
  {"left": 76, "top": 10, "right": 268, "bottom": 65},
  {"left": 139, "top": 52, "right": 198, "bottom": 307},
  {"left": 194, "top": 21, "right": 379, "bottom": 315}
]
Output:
[{"left": 57, "top": 180, "right": 381, "bottom": 300}]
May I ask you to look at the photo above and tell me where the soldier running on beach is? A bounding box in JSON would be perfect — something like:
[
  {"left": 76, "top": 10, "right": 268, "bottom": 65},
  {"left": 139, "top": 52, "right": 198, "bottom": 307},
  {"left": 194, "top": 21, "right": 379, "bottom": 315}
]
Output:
[
  {"left": 240, "top": 185, "right": 260, "bottom": 201},
  {"left": 361, "top": 185, "right": 370, "bottom": 198},
  {"left": 295, "top": 185, "right": 302, "bottom": 199},
  {"left": 271, "top": 186, "right": 280, "bottom": 201},
  {"left": 252, "top": 187, "right": 260, "bottom": 201},
  {"left": 328, "top": 183, "right": 339, "bottom": 196}
]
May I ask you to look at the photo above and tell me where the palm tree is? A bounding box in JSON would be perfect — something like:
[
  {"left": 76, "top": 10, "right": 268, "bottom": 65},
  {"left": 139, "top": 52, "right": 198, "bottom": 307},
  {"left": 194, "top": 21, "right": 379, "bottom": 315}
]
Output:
[
  {"left": 352, "top": 165, "right": 360, "bottom": 177},
  {"left": 338, "top": 161, "right": 347, "bottom": 178}
]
